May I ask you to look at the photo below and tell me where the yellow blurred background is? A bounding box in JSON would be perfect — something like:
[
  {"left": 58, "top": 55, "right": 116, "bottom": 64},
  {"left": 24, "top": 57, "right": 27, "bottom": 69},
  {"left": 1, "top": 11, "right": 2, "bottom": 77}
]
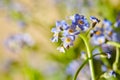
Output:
[{"left": 0, "top": 0, "right": 120, "bottom": 80}]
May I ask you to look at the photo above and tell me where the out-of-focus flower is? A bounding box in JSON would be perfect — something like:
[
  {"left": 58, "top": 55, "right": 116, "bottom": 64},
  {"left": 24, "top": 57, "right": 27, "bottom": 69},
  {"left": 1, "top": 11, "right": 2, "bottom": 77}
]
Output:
[
  {"left": 17, "top": 20, "right": 27, "bottom": 28},
  {"left": 9, "top": 2, "right": 26, "bottom": 12},
  {"left": 102, "top": 19, "right": 112, "bottom": 28},
  {"left": 91, "top": 34, "right": 106, "bottom": 45},
  {"left": 101, "top": 65, "right": 107, "bottom": 72},
  {"left": 101, "top": 44, "right": 114, "bottom": 59},
  {"left": 66, "top": 60, "right": 90, "bottom": 80},
  {"left": 114, "top": 20, "right": 120, "bottom": 28},
  {"left": 114, "top": 13, "right": 120, "bottom": 27},
  {"left": 22, "top": 33, "right": 35, "bottom": 46},
  {"left": 4, "top": 33, "right": 34, "bottom": 52},
  {"left": 70, "top": 14, "right": 90, "bottom": 31},
  {"left": 66, "top": 60, "right": 80, "bottom": 75},
  {"left": 51, "top": 32, "right": 59, "bottom": 43},
  {"left": 90, "top": 19, "right": 115, "bottom": 58},
  {"left": 102, "top": 19, "right": 113, "bottom": 40},
  {"left": 112, "top": 32, "right": 120, "bottom": 43},
  {"left": 109, "top": 70, "right": 116, "bottom": 77},
  {"left": 90, "top": 19, "right": 114, "bottom": 45}
]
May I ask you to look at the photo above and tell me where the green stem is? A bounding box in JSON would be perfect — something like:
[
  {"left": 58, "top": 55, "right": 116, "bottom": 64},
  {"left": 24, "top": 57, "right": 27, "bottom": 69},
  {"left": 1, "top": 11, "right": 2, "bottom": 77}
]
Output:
[
  {"left": 79, "top": 34, "right": 95, "bottom": 80},
  {"left": 107, "top": 41, "right": 120, "bottom": 48},
  {"left": 107, "top": 41, "right": 120, "bottom": 73},
  {"left": 113, "top": 47, "right": 119, "bottom": 71},
  {"left": 73, "top": 53, "right": 106, "bottom": 80},
  {"left": 73, "top": 57, "right": 88, "bottom": 80}
]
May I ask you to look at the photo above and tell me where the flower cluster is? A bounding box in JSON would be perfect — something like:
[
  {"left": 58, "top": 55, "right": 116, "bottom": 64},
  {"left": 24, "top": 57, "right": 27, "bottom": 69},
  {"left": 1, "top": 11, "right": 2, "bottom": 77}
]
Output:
[
  {"left": 51, "top": 13, "right": 120, "bottom": 60},
  {"left": 51, "top": 14, "right": 90, "bottom": 52},
  {"left": 4, "top": 33, "right": 34, "bottom": 53},
  {"left": 89, "top": 17, "right": 120, "bottom": 59},
  {"left": 90, "top": 18, "right": 114, "bottom": 45},
  {"left": 51, "top": 12, "right": 120, "bottom": 80}
]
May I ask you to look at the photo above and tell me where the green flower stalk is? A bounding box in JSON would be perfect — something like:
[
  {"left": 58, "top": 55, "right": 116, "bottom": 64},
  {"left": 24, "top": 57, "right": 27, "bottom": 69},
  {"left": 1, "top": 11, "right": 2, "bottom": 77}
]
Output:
[{"left": 79, "top": 34, "right": 95, "bottom": 80}]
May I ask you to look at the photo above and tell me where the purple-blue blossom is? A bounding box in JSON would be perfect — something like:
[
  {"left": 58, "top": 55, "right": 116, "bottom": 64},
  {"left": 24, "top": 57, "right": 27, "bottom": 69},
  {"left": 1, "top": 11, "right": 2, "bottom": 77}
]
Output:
[
  {"left": 70, "top": 14, "right": 90, "bottom": 31},
  {"left": 63, "top": 25, "right": 80, "bottom": 37},
  {"left": 61, "top": 36, "right": 75, "bottom": 49},
  {"left": 51, "top": 20, "right": 69, "bottom": 42},
  {"left": 4, "top": 33, "right": 34, "bottom": 52}
]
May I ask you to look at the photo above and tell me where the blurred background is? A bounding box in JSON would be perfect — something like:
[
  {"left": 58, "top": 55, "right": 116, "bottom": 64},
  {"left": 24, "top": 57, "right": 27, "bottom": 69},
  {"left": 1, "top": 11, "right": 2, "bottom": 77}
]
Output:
[{"left": 0, "top": 0, "right": 120, "bottom": 80}]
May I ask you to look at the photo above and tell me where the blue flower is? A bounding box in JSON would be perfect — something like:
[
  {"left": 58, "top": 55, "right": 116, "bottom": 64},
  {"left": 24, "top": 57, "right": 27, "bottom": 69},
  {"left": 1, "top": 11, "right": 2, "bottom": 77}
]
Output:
[
  {"left": 90, "top": 19, "right": 114, "bottom": 45},
  {"left": 101, "top": 44, "right": 114, "bottom": 59},
  {"left": 63, "top": 25, "right": 80, "bottom": 37},
  {"left": 51, "top": 20, "right": 68, "bottom": 33},
  {"left": 90, "top": 27, "right": 106, "bottom": 45},
  {"left": 61, "top": 36, "right": 75, "bottom": 49},
  {"left": 51, "top": 32, "right": 59, "bottom": 42},
  {"left": 55, "top": 20, "right": 69, "bottom": 30},
  {"left": 112, "top": 32, "right": 120, "bottom": 42},
  {"left": 70, "top": 14, "right": 90, "bottom": 31},
  {"left": 114, "top": 13, "right": 120, "bottom": 27},
  {"left": 102, "top": 19, "right": 112, "bottom": 32},
  {"left": 103, "top": 19, "right": 112, "bottom": 28},
  {"left": 4, "top": 33, "right": 34, "bottom": 52},
  {"left": 109, "top": 70, "right": 116, "bottom": 77},
  {"left": 114, "top": 20, "right": 120, "bottom": 27},
  {"left": 91, "top": 34, "right": 106, "bottom": 45},
  {"left": 51, "top": 20, "right": 69, "bottom": 42},
  {"left": 102, "top": 19, "right": 113, "bottom": 40},
  {"left": 4, "top": 34, "right": 22, "bottom": 52}
]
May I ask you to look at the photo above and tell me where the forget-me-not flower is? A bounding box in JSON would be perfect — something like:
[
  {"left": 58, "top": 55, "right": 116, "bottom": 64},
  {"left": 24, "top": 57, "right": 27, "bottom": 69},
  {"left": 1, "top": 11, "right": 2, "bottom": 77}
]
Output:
[
  {"left": 70, "top": 14, "right": 90, "bottom": 31},
  {"left": 51, "top": 20, "right": 68, "bottom": 42}
]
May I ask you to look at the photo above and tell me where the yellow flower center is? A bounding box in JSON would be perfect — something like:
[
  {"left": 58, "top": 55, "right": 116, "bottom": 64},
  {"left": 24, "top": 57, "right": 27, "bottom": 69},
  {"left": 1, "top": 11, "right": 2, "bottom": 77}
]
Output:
[
  {"left": 68, "top": 29, "right": 74, "bottom": 33},
  {"left": 95, "top": 31, "right": 101, "bottom": 35},
  {"left": 78, "top": 20, "right": 84, "bottom": 25},
  {"left": 65, "top": 37, "right": 71, "bottom": 43}
]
